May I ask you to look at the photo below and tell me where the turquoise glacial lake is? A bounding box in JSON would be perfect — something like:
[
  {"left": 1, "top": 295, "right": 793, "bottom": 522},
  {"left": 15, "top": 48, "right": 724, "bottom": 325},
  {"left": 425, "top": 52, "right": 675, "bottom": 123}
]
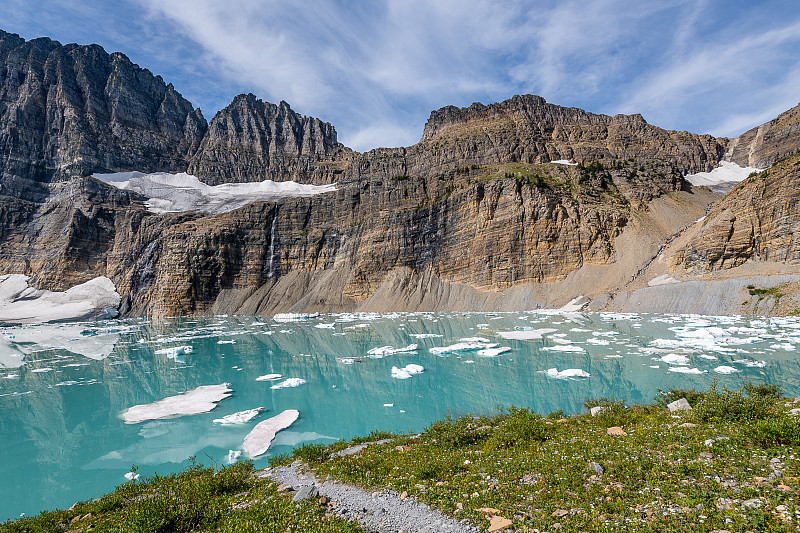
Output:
[{"left": 1, "top": 311, "right": 799, "bottom": 521}]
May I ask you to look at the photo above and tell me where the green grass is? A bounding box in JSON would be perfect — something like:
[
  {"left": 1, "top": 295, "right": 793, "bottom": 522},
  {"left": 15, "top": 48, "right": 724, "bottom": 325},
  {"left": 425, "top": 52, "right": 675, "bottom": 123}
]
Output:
[{"left": 1, "top": 460, "right": 363, "bottom": 533}]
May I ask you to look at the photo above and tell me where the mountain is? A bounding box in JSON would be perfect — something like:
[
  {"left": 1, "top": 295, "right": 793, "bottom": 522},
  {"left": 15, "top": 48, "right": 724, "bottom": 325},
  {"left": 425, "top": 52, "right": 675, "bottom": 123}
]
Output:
[{"left": 1, "top": 29, "right": 800, "bottom": 319}]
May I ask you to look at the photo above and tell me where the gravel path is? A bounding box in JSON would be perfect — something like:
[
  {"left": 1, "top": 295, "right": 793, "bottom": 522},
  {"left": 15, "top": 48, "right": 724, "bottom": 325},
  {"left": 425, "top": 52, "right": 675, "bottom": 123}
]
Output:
[{"left": 261, "top": 461, "right": 481, "bottom": 533}]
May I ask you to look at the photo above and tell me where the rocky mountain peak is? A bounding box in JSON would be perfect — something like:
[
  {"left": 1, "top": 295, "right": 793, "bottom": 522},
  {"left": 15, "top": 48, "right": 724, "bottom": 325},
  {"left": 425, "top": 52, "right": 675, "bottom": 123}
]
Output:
[
  {"left": 0, "top": 29, "right": 207, "bottom": 185},
  {"left": 186, "top": 93, "right": 342, "bottom": 184}
]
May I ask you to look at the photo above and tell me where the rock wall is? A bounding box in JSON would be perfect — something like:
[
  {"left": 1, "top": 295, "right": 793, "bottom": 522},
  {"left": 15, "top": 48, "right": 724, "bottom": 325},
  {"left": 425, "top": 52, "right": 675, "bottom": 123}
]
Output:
[
  {"left": 725, "top": 102, "right": 800, "bottom": 168},
  {"left": 187, "top": 93, "right": 349, "bottom": 185},
  {"left": 0, "top": 30, "right": 206, "bottom": 185},
  {"left": 678, "top": 153, "right": 800, "bottom": 273}
]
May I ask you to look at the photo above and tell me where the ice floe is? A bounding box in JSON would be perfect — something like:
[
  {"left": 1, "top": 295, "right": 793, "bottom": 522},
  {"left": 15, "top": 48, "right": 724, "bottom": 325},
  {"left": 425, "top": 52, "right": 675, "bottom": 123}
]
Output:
[
  {"left": 227, "top": 450, "right": 242, "bottom": 464},
  {"left": 242, "top": 409, "right": 300, "bottom": 457},
  {"left": 95, "top": 172, "right": 336, "bottom": 215},
  {"left": 496, "top": 328, "right": 558, "bottom": 340},
  {"left": 429, "top": 341, "right": 497, "bottom": 355},
  {"left": 256, "top": 374, "right": 282, "bottom": 381},
  {"left": 714, "top": 366, "right": 740, "bottom": 374},
  {"left": 660, "top": 354, "right": 690, "bottom": 365},
  {"left": 121, "top": 383, "right": 232, "bottom": 423},
  {"left": 391, "top": 364, "right": 425, "bottom": 379},
  {"left": 476, "top": 347, "right": 512, "bottom": 357},
  {"left": 270, "top": 378, "right": 307, "bottom": 389},
  {"left": 367, "top": 344, "right": 418, "bottom": 358},
  {"left": 155, "top": 345, "right": 193, "bottom": 358},
  {"left": 124, "top": 472, "right": 140, "bottom": 481},
  {"left": 668, "top": 367, "right": 706, "bottom": 374},
  {"left": 0, "top": 274, "right": 120, "bottom": 324},
  {"left": 542, "top": 345, "right": 586, "bottom": 353},
  {"left": 540, "top": 368, "right": 590, "bottom": 379},
  {"left": 273, "top": 312, "right": 320, "bottom": 322},
  {"left": 213, "top": 407, "right": 265, "bottom": 424}
]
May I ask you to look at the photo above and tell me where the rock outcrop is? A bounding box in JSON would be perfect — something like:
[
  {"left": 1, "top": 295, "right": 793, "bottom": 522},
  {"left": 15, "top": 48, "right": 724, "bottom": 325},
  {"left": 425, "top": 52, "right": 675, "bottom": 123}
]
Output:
[
  {"left": 0, "top": 30, "right": 206, "bottom": 186},
  {"left": 187, "top": 93, "right": 349, "bottom": 185},
  {"left": 413, "top": 94, "right": 726, "bottom": 174},
  {"left": 678, "top": 152, "right": 800, "bottom": 272},
  {"left": 725, "top": 102, "right": 800, "bottom": 168}
]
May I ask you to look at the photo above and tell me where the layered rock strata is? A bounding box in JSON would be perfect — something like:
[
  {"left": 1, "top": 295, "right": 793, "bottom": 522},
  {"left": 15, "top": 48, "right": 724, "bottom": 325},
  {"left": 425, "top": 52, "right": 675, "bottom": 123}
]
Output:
[
  {"left": 677, "top": 153, "right": 800, "bottom": 273},
  {"left": 725, "top": 102, "right": 800, "bottom": 168}
]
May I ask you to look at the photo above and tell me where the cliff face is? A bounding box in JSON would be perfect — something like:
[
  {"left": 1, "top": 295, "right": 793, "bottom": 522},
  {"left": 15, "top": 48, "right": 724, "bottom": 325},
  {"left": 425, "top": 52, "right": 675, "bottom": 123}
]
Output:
[
  {"left": 678, "top": 153, "right": 800, "bottom": 273},
  {"left": 187, "top": 94, "right": 349, "bottom": 185},
  {"left": 411, "top": 94, "right": 727, "bottom": 175},
  {"left": 725, "top": 102, "right": 800, "bottom": 168},
  {"left": 0, "top": 30, "right": 206, "bottom": 186}
]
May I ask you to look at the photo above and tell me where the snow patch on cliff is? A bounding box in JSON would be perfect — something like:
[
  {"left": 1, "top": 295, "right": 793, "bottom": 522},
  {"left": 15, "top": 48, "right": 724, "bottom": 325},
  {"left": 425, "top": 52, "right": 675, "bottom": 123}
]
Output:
[
  {"left": 684, "top": 161, "right": 762, "bottom": 194},
  {"left": 94, "top": 171, "right": 336, "bottom": 215}
]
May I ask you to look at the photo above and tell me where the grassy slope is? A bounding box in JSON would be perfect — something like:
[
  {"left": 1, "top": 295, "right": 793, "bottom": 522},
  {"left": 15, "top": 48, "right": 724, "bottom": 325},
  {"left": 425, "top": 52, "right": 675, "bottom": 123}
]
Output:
[{"left": 4, "top": 383, "right": 800, "bottom": 533}]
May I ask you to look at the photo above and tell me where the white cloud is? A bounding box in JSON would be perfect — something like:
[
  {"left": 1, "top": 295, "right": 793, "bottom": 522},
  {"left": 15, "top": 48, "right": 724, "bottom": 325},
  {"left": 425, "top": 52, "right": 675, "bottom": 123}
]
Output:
[{"left": 129, "top": 0, "right": 800, "bottom": 150}]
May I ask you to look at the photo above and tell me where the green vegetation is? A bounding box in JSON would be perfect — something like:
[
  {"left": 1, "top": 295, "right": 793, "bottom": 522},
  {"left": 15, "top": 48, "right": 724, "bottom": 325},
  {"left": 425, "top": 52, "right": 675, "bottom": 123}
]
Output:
[
  {"left": 1, "top": 460, "right": 363, "bottom": 533},
  {"left": 7, "top": 383, "right": 800, "bottom": 533},
  {"left": 748, "top": 285, "right": 784, "bottom": 298},
  {"left": 306, "top": 382, "right": 800, "bottom": 532}
]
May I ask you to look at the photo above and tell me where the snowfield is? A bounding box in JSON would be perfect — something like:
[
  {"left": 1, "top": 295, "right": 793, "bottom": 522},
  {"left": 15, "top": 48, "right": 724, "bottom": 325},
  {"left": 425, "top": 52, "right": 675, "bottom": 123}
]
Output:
[
  {"left": 684, "top": 161, "right": 762, "bottom": 194},
  {"left": 93, "top": 171, "right": 336, "bottom": 215}
]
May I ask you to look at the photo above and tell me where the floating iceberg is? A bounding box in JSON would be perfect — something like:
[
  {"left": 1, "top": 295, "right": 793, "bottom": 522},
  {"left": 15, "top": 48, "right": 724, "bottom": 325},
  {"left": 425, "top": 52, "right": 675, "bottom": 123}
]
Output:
[
  {"left": 429, "top": 341, "right": 496, "bottom": 355},
  {"left": 714, "top": 366, "right": 740, "bottom": 374},
  {"left": 391, "top": 364, "right": 425, "bottom": 379},
  {"left": 243, "top": 409, "right": 300, "bottom": 457},
  {"left": 155, "top": 345, "right": 193, "bottom": 358},
  {"left": 476, "top": 347, "right": 512, "bottom": 357},
  {"left": 496, "top": 329, "right": 558, "bottom": 340},
  {"left": 540, "top": 367, "right": 590, "bottom": 379},
  {"left": 661, "top": 354, "right": 690, "bottom": 365},
  {"left": 273, "top": 312, "right": 320, "bottom": 322},
  {"left": 227, "top": 450, "right": 242, "bottom": 464},
  {"left": 0, "top": 274, "right": 120, "bottom": 324},
  {"left": 256, "top": 374, "right": 282, "bottom": 381},
  {"left": 668, "top": 367, "right": 706, "bottom": 374},
  {"left": 121, "top": 384, "right": 232, "bottom": 423},
  {"left": 94, "top": 171, "right": 336, "bottom": 215},
  {"left": 367, "top": 344, "right": 418, "bottom": 357},
  {"left": 213, "top": 407, "right": 265, "bottom": 424},
  {"left": 542, "top": 345, "right": 586, "bottom": 353},
  {"left": 270, "top": 378, "right": 307, "bottom": 389}
]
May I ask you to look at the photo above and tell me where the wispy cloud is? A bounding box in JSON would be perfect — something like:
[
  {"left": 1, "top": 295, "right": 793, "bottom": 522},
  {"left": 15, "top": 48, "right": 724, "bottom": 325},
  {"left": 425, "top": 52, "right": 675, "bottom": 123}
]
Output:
[{"left": 5, "top": 0, "right": 800, "bottom": 150}]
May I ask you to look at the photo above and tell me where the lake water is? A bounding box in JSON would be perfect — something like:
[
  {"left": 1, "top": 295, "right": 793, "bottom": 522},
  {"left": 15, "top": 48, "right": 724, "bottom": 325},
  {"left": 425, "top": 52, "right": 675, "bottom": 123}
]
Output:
[{"left": 1, "top": 311, "right": 799, "bottom": 521}]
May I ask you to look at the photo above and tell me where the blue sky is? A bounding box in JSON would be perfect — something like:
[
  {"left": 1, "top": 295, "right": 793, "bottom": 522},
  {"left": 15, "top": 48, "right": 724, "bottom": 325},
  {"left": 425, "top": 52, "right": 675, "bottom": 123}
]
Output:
[{"left": 2, "top": 0, "right": 800, "bottom": 152}]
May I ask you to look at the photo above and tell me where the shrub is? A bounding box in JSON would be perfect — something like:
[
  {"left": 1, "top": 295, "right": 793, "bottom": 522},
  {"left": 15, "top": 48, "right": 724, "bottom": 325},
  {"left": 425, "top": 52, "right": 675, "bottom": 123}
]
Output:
[
  {"left": 655, "top": 387, "right": 707, "bottom": 407},
  {"left": 693, "top": 381, "right": 776, "bottom": 422},
  {"left": 423, "top": 414, "right": 484, "bottom": 447},
  {"left": 486, "top": 407, "right": 550, "bottom": 448},
  {"left": 292, "top": 442, "right": 328, "bottom": 464},
  {"left": 746, "top": 416, "right": 800, "bottom": 446}
]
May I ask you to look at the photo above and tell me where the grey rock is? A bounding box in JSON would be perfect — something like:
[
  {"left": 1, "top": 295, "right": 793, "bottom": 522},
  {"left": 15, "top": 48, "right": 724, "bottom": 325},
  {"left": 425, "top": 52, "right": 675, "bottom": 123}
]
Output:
[
  {"left": 588, "top": 461, "right": 604, "bottom": 476},
  {"left": 590, "top": 406, "right": 607, "bottom": 417},
  {"left": 667, "top": 398, "right": 692, "bottom": 412},
  {"left": 292, "top": 485, "right": 319, "bottom": 502}
]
